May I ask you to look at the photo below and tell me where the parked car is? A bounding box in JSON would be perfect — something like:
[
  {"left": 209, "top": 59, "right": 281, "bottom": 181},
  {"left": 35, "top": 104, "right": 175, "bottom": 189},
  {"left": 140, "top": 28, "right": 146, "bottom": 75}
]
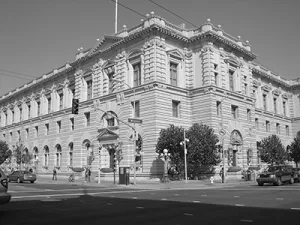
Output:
[
  {"left": 292, "top": 167, "right": 300, "bottom": 182},
  {"left": 0, "top": 168, "right": 11, "bottom": 204},
  {"left": 8, "top": 170, "right": 36, "bottom": 183},
  {"left": 256, "top": 165, "right": 294, "bottom": 186}
]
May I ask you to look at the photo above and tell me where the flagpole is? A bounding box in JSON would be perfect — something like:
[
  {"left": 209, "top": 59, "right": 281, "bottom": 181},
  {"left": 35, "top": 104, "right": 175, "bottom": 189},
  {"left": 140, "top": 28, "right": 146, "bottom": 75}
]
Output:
[{"left": 115, "top": 0, "right": 118, "bottom": 33}]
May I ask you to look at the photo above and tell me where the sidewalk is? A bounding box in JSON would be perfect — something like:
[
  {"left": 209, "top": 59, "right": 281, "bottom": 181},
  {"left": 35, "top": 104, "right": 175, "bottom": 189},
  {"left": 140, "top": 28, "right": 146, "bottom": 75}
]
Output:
[{"left": 35, "top": 176, "right": 256, "bottom": 190}]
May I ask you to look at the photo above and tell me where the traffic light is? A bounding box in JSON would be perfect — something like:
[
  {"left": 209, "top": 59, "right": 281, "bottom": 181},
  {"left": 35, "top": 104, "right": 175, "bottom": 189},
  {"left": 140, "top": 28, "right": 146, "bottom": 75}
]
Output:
[{"left": 72, "top": 99, "right": 79, "bottom": 114}]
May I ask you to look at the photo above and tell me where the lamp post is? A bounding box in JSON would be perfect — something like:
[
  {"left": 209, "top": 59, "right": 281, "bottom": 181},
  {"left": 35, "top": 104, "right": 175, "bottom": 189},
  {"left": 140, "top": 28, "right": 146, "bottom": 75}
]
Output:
[
  {"left": 180, "top": 129, "right": 189, "bottom": 183},
  {"left": 160, "top": 149, "right": 171, "bottom": 183},
  {"left": 113, "top": 78, "right": 138, "bottom": 185},
  {"left": 35, "top": 156, "right": 39, "bottom": 178}
]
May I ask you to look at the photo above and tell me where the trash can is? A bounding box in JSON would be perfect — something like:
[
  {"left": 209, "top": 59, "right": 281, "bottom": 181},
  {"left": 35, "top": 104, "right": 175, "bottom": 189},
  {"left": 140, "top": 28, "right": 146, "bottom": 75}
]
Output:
[{"left": 119, "top": 167, "right": 130, "bottom": 185}]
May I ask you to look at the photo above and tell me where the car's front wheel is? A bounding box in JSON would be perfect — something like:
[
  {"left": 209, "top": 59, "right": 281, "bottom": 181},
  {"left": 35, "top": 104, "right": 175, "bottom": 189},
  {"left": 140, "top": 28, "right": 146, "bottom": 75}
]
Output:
[
  {"left": 258, "top": 182, "right": 263, "bottom": 186},
  {"left": 30, "top": 181, "right": 34, "bottom": 183},
  {"left": 17, "top": 178, "right": 22, "bottom": 183}
]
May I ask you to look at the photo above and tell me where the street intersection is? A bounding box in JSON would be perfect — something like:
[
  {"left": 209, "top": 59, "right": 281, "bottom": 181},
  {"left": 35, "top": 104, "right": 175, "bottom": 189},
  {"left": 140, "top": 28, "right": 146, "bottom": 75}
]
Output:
[{"left": 1, "top": 180, "right": 299, "bottom": 225}]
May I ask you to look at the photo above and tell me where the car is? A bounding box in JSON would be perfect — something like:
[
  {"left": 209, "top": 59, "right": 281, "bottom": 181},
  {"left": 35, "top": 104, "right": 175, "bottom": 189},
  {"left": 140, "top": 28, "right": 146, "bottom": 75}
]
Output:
[
  {"left": 292, "top": 167, "right": 300, "bottom": 182},
  {"left": 0, "top": 168, "right": 11, "bottom": 204},
  {"left": 256, "top": 165, "right": 294, "bottom": 186},
  {"left": 8, "top": 170, "right": 37, "bottom": 183}
]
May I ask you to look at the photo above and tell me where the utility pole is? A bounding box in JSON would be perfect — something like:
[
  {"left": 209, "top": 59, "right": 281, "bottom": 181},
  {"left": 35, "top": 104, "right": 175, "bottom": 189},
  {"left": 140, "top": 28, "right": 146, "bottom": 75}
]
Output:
[{"left": 115, "top": 0, "right": 118, "bottom": 33}]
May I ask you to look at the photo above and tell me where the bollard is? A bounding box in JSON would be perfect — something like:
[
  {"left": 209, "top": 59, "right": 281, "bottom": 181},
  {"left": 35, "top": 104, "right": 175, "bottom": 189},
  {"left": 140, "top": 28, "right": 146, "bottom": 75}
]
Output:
[{"left": 210, "top": 177, "right": 214, "bottom": 184}]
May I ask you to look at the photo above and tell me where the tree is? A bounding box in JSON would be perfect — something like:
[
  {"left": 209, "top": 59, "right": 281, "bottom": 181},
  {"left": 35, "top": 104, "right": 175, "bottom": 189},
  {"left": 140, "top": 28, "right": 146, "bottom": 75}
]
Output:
[
  {"left": 259, "top": 134, "right": 288, "bottom": 165},
  {"left": 186, "top": 123, "right": 220, "bottom": 176},
  {"left": 156, "top": 123, "right": 220, "bottom": 178},
  {"left": 13, "top": 143, "right": 33, "bottom": 169},
  {"left": 156, "top": 124, "right": 185, "bottom": 175},
  {"left": 0, "top": 140, "right": 12, "bottom": 165},
  {"left": 289, "top": 137, "right": 300, "bottom": 168}
]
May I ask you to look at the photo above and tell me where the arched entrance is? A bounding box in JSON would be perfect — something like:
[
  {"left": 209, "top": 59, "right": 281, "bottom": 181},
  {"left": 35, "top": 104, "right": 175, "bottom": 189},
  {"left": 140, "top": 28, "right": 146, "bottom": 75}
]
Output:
[{"left": 229, "top": 130, "right": 243, "bottom": 166}]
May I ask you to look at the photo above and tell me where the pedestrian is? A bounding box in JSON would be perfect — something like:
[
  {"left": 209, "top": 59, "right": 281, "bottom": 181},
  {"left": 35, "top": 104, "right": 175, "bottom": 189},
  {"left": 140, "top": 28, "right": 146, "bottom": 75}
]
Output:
[
  {"left": 88, "top": 168, "right": 91, "bottom": 183},
  {"left": 52, "top": 167, "right": 57, "bottom": 180},
  {"left": 85, "top": 167, "right": 88, "bottom": 182},
  {"left": 219, "top": 167, "right": 224, "bottom": 183}
]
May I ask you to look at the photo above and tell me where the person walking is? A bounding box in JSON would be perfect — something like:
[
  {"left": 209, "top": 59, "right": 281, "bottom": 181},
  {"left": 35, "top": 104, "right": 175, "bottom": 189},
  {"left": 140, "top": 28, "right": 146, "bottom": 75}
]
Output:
[
  {"left": 219, "top": 167, "right": 224, "bottom": 183},
  {"left": 88, "top": 168, "right": 91, "bottom": 183},
  {"left": 85, "top": 167, "right": 89, "bottom": 183},
  {"left": 52, "top": 167, "right": 57, "bottom": 180}
]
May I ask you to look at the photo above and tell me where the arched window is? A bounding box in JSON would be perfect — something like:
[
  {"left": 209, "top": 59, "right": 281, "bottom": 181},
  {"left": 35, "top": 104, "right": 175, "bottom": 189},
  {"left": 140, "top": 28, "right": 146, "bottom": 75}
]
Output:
[
  {"left": 69, "top": 142, "right": 73, "bottom": 166},
  {"left": 44, "top": 145, "right": 49, "bottom": 167},
  {"left": 55, "top": 144, "right": 62, "bottom": 167},
  {"left": 128, "top": 51, "right": 143, "bottom": 87},
  {"left": 101, "top": 111, "right": 119, "bottom": 128}
]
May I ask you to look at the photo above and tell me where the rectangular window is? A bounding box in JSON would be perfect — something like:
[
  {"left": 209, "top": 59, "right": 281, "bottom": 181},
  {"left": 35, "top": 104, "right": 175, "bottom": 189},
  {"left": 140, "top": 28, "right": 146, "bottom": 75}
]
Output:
[
  {"left": 35, "top": 126, "right": 38, "bottom": 137},
  {"left": 57, "top": 121, "right": 61, "bottom": 134},
  {"left": 266, "top": 121, "right": 270, "bottom": 132},
  {"left": 231, "top": 105, "right": 238, "bottom": 119},
  {"left": 85, "top": 112, "right": 90, "bottom": 127},
  {"left": 17, "top": 130, "right": 20, "bottom": 140},
  {"left": 87, "top": 80, "right": 93, "bottom": 100},
  {"left": 27, "top": 103, "right": 31, "bottom": 118},
  {"left": 170, "top": 62, "right": 178, "bottom": 86},
  {"left": 133, "top": 63, "right": 142, "bottom": 87},
  {"left": 45, "top": 123, "right": 49, "bottom": 135},
  {"left": 69, "top": 152, "right": 73, "bottom": 166},
  {"left": 10, "top": 132, "right": 12, "bottom": 141},
  {"left": 276, "top": 123, "right": 280, "bottom": 134},
  {"left": 216, "top": 101, "right": 221, "bottom": 116},
  {"left": 286, "top": 125, "right": 289, "bottom": 136},
  {"left": 19, "top": 107, "right": 22, "bottom": 121},
  {"left": 70, "top": 118, "right": 74, "bottom": 131},
  {"left": 273, "top": 98, "right": 277, "bottom": 114},
  {"left": 47, "top": 97, "right": 51, "bottom": 113},
  {"left": 247, "top": 109, "right": 251, "bottom": 121},
  {"left": 283, "top": 101, "right": 286, "bottom": 116},
  {"left": 255, "top": 118, "right": 259, "bottom": 130},
  {"left": 244, "top": 83, "right": 248, "bottom": 95},
  {"left": 59, "top": 93, "right": 64, "bottom": 110},
  {"left": 229, "top": 70, "right": 234, "bottom": 91},
  {"left": 107, "top": 118, "right": 115, "bottom": 127},
  {"left": 37, "top": 100, "right": 41, "bottom": 116},
  {"left": 12, "top": 110, "right": 14, "bottom": 123},
  {"left": 108, "top": 72, "right": 114, "bottom": 94},
  {"left": 172, "top": 100, "right": 180, "bottom": 118},
  {"left": 263, "top": 94, "right": 267, "bottom": 111},
  {"left": 25, "top": 128, "right": 29, "bottom": 139},
  {"left": 214, "top": 73, "right": 219, "bottom": 86},
  {"left": 252, "top": 89, "right": 256, "bottom": 99},
  {"left": 132, "top": 101, "right": 140, "bottom": 118}
]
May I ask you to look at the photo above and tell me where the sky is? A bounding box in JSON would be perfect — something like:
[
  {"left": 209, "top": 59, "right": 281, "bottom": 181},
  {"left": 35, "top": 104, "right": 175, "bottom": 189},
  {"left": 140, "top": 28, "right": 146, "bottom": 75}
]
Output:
[{"left": 0, "top": 0, "right": 299, "bottom": 97}]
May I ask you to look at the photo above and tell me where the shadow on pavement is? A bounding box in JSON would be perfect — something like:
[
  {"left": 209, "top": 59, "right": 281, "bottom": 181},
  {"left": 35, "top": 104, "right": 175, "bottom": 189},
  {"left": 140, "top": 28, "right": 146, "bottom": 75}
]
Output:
[{"left": 0, "top": 194, "right": 299, "bottom": 225}]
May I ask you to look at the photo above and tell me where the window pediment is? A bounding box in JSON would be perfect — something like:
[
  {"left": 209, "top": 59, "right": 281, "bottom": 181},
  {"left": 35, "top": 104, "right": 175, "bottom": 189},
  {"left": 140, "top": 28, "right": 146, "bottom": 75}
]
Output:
[
  {"left": 272, "top": 89, "right": 281, "bottom": 96},
  {"left": 167, "top": 49, "right": 184, "bottom": 60},
  {"left": 262, "top": 84, "right": 272, "bottom": 92},
  {"left": 252, "top": 79, "right": 261, "bottom": 87}
]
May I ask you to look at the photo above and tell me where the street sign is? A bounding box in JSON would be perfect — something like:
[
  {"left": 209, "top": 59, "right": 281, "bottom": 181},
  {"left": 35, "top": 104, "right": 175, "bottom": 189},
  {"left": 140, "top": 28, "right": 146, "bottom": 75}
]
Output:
[{"left": 128, "top": 118, "right": 143, "bottom": 124}]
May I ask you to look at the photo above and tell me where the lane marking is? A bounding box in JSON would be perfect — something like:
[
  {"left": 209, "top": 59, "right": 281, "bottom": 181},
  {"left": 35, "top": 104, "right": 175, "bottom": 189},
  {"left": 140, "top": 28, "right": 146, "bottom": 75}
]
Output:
[
  {"left": 107, "top": 203, "right": 113, "bottom": 205},
  {"left": 193, "top": 201, "right": 200, "bottom": 203},
  {"left": 201, "top": 195, "right": 207, "bottom": 197},
  {"left": 183, "top": 213, "right": 193, "bottom": 216},
  {"left": 132, "top": 197, "right": 137, "bottom": 199},
  {"left": 276, "top": 198, "right": 283, "bottom": 200},
  {"left": 235, "top": 204, "right": 245, "bottom": 207},
  {"left": 150, "top": 193, "right": 155, "bottom": 195},
  {"left": 174, "top": 194, "right": 179, "bottom": 196},
  {"left": 161, "top": 198, "right": 167, "bottom": 201},
  {"left": 241, "top": 220, "right": 253, "bottom": 223},
  {"left": 136, "top": 207, "right": 144, "bottom": 209},
  {"left": 291, "top": 208, "right": 300, "bottom": 210},
  {"left": 8, "top": 187, "right": 114, "bottom": 193},
  {"left": 234, "top": 196, "right": 240, "bottom": 198}
]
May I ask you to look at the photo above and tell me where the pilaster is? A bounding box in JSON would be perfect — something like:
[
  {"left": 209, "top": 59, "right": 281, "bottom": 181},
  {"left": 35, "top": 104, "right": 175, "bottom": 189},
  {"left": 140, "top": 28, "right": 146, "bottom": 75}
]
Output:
[
  {"left": 201, "top": 42, "right": 214, "bottom": 86},
  {"left": 184, "top": 48, "right": 193, "bottom": 89}
]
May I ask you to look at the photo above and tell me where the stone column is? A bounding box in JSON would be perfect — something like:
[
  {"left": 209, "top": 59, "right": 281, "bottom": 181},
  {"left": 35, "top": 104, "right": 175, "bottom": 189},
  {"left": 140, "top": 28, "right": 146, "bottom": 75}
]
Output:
[
  {"left": 74, "top": 70, "right": 83, "bottom": 101},
  {"left": 184, "top": 48, "right": 193, "bottom": 89}
]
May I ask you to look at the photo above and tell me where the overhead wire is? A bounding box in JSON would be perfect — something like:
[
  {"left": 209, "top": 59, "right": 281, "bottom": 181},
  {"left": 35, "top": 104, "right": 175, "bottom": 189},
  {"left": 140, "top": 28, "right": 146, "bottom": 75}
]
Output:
[
  {"left": 0, "top": 72, "right": 32, "bottom": 80},
  {"left": 0, "top": 68, "right": 37, "bottom": 79},
  {"left": 148, "top": 0, "right": 198, "bottom": 28},
  {"left": 109, "top": 0, "right": 147, "bottom": 18}
]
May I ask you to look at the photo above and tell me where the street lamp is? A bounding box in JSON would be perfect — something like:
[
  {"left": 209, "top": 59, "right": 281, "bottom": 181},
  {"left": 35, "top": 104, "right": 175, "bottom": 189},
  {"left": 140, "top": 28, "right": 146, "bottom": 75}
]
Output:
[
  {"left": 160, "top": 149, "right": 171, "bottom": 183},
  {"left": 180, "top": 129, "right": 189, "bottom": 183},
  {"left": 35, "top": 156, "right": 39, "bottom": 178},
  {"left": 113, "top": 78, "right": 138, "bottom": 185}
]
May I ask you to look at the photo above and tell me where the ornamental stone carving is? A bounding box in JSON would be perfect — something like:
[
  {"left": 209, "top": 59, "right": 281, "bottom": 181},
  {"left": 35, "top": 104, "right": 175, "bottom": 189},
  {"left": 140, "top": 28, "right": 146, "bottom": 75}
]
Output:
[
  {"left": 184, "top": 48, "right": 192, "bottom": 58},
  {"left": 272, "top": 89, "right": 281, "bottom": 96},
  {"left": 201, "top": 45, "right": 214, "bottom": 53},
  {"left": 252, "top": 79, "right": 261, "bottom": 87},
  {"left": 282, "top": 93, "right": 291, "bottom": 99},
  {"left": 116, "top": 92, "right": 125, "bottom": 103},
  {"left": 116, "top": 51, "right": 126, "bottom": 60},
  {"left": 261, "top": 84, "right": 272, "bottom": 92}
]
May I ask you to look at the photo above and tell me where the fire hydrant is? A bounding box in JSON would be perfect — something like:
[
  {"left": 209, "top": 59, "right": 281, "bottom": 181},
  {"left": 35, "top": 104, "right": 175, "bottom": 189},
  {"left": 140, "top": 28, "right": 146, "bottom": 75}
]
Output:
[{"left": 210, "top": 177, "right": 214, "bottom": 184}]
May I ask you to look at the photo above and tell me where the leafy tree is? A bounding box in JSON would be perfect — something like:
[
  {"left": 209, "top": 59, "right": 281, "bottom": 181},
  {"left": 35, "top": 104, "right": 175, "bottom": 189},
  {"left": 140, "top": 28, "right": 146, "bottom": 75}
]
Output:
[
  {"left": 0, "top": 140, "right": 12, "bottom": 165},
  {"left": 156, "top": 123, "right": 220, "bottom": 178},
  {"left": 156, "top": 124, "right": 185, "bottom": 175},
  {"left": 186, "top": 123, "right": 220, "bottom": 176},
  {"left": 13, "top": 143, "right": 33, "bottom": 169},
  {"left": 259, "top": 134, "right": 288, "bottom": 165},
  {"left": 289, "top": 137, "right": 300, "bottom": 167}
]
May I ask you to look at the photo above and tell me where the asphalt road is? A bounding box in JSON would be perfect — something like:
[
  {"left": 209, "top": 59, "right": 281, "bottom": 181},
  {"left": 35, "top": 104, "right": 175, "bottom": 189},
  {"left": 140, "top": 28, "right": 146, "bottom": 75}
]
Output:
[{"left": 1, "top": 182, "right": 300, "bottom": 225}]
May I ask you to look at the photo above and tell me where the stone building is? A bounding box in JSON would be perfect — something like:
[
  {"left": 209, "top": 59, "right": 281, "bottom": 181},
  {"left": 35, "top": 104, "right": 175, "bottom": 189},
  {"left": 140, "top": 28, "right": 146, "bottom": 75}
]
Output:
[{"left": 0, "top": 13, "right": 300, "bottom": 179}]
